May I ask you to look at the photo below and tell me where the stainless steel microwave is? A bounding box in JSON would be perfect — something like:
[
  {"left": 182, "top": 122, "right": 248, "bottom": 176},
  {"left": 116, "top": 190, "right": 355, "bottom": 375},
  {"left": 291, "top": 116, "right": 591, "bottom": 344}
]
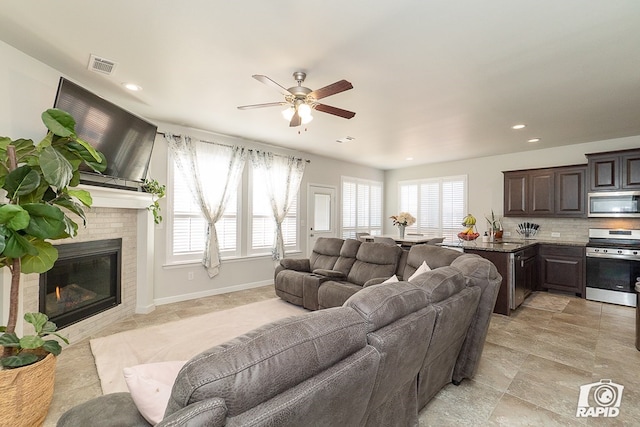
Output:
[{"left": 588, "top": 191, "right": 640, "bottom": 217}]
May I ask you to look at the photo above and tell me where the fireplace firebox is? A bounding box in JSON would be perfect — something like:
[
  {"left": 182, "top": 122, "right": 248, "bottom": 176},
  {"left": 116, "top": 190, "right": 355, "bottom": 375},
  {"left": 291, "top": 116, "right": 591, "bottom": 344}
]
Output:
[{"left": 39, "top": 238, "right": 122, "bottom": 329}]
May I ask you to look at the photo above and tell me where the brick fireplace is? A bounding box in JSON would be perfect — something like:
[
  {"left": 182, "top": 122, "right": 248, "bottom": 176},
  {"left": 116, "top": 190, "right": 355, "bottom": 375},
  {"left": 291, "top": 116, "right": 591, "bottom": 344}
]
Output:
[{"left": 0, "top": 185, "right": 154, "bottom": 344}]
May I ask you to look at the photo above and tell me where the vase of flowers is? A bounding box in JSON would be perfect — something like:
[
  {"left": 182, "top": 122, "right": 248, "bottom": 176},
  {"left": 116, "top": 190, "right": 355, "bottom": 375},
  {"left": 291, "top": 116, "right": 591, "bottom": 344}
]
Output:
[{"left": 390, "top": 212, "right": 416, "bottom": 238}]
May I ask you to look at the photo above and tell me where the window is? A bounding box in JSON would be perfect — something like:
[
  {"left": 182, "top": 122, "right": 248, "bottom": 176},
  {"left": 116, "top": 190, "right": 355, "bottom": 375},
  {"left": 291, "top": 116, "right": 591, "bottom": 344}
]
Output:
[
  {"left": 249, "top": 169, "right": 298, "bottom": 255},
  {"left": 398, "top": 175, "right": 467, "bottom": 242},
  {"left": 168, "top": 160, "right": 239, "bottom": 264},
  {"left": 341, "top": 177, "right": 383, "bottom": 239}
]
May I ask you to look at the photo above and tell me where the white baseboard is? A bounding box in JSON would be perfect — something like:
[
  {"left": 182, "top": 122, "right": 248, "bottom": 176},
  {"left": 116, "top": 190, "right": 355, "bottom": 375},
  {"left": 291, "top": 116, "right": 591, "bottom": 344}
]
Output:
[
  {"left": 153, "top": 280, "right": 273, "bottom": 306},
  {"left": 135, "top": 303, "right": 156, "bottom": 314}
]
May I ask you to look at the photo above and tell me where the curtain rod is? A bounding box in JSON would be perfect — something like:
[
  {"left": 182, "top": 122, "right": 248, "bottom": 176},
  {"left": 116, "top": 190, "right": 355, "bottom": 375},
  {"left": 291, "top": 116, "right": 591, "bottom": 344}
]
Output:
[{"left": 157, "top": 131, "right": 310, "bottom": 163}]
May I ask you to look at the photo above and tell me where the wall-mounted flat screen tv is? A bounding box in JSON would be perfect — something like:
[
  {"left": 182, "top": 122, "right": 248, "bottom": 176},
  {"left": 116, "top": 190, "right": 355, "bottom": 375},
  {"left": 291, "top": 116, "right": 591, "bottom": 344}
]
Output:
[{"left": 53, "top": 77, "right": 157, "bottom": 188}]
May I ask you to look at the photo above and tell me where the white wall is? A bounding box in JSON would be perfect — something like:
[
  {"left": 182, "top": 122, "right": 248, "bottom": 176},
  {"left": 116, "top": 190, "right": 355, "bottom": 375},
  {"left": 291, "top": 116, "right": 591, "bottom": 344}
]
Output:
[{"left": 384, "top": 136, "right": 640, "bottom": 236}]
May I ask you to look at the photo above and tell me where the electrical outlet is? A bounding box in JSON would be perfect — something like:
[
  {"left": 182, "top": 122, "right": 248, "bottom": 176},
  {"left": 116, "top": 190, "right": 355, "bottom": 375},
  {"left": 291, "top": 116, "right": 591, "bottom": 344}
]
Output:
[
  {"left": 188, "top": 271, "right": 194, "bottom": 280},
  {"left": 551, "top": 232, "right": 560, "bottom": 238},
  {"left": 504, "top": 231, "right": 511, "bottom": 237}
]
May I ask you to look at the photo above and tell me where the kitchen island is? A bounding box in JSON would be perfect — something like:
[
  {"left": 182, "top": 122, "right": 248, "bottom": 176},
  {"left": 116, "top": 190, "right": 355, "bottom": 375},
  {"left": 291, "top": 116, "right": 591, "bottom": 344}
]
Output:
[{"left": 440, "top": 239, "right": 586, "bottom": 316}]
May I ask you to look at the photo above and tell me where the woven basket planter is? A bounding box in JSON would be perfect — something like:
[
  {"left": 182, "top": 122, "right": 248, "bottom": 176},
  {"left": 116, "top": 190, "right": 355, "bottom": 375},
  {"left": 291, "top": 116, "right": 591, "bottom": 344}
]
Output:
[{"left": 0, "top": 352, "right": 56, "bottom": 427}]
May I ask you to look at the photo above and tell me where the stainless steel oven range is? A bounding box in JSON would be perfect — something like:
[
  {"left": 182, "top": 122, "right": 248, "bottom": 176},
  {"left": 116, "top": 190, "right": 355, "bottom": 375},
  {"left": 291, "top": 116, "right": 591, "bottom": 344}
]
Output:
[{"left": 586, "top": 228, "right": 640, "bottom": 307}]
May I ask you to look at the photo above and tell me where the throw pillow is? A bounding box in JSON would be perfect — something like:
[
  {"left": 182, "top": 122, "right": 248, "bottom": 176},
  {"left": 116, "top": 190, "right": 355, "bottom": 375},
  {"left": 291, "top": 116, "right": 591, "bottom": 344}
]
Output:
[
  {"left": 382, "top": 274, "right": 399, "bottom": 283},
  {"left": 408, "top": 261, "right": 431, "bottom": 281},
  {"left": 123, "top": 360, "right": 187, "bottom": 425}
]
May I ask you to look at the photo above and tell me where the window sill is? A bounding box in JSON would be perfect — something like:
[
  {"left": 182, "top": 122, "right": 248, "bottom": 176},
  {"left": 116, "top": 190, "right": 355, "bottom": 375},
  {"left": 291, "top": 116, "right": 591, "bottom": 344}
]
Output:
[{"left": 162, "top": 251, "right": 302, "bottom": 269}]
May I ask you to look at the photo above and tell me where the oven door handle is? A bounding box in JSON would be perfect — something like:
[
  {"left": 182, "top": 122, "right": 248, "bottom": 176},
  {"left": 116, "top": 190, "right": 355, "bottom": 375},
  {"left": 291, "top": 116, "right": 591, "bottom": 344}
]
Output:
[{"left": 586, "top": 252, "right": 640, "bottom": 261}]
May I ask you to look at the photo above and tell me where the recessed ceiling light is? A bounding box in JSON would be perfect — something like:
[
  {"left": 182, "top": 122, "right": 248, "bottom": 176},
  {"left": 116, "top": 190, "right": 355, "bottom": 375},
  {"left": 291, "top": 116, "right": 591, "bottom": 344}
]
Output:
[
  {"left": 406, "top": 157, "right": 414, "bottom": 161},
  {"left": 528, "top": 138, "right": 541, "bottom": 143},
  {"left": 122, "top": 82, "right": 142, "bottom": 91},
  {"left": 511, "top": 124, "right": 526, "bottom": 130}
]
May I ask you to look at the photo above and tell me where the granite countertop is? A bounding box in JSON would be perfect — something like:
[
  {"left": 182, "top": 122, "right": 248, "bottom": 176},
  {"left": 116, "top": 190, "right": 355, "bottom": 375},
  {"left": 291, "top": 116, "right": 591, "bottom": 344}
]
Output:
[{"left": 440, "top": 238, "right": 587, "bottom": 253}]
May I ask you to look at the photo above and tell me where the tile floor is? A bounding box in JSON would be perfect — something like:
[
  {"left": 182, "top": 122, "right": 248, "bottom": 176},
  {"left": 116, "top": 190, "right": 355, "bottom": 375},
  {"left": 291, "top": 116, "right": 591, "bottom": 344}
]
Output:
[{"left": 45, "top": 288, "right": 639, "bottom": 426}]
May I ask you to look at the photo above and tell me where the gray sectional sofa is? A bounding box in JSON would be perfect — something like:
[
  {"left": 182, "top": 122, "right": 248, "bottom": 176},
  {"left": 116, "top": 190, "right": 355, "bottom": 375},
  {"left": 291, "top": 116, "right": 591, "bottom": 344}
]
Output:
[{"left": 57, "top": 240, "right": 500, "bottom": 426}]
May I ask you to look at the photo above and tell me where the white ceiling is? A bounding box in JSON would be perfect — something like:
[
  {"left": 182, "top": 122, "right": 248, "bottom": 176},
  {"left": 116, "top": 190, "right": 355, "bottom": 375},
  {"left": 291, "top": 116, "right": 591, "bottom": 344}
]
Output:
[{"left": 1, "top": 1, "right": 639, "bottom": 170}]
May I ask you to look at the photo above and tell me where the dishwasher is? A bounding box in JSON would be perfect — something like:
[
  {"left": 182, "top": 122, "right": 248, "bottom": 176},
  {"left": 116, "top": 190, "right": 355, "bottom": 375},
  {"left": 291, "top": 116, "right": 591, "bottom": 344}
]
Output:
[{"left": 510, "top": 248, "right": 536, "bottom": 310}]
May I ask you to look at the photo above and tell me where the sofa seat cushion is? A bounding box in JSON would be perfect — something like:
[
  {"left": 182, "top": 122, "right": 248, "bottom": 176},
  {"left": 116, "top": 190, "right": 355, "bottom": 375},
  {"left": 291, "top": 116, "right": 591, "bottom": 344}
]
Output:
[
  {"left": 166, "top": 307, "right": 369, "bottom": 418},
  {"left": 317, "top": 281, "right": 363, "bottom": 309},
  {"left": 347, "top": 242, "right": 403, "bottom": 286}
]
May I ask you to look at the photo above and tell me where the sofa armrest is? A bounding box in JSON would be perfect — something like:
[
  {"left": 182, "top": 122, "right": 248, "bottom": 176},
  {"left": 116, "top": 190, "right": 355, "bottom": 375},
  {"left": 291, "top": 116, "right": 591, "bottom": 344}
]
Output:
[
  {"left": 363, "top": 277, "right": 389, "bottom": 287},
  {"left": 312, "top": 269, "right": 346, "bottom": 279},
  {"left": 56, "top": 392, "right": 151, "bottom": 427},
  {"left": 158, "top": 398, "right": 227, "bottom": 427},
  {"left": 279, "top": 258, "right": 311, "bottom": 272}
]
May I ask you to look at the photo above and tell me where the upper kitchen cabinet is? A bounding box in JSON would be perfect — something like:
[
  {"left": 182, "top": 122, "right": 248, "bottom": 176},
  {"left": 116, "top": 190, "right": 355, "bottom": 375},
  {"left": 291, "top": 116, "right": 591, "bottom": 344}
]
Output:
[
  {"left": 503, "top": 165, "right": 586, "bottom": 217},
  {"left": 555, "top": 166, "right": 587, "bottom": 216},
  {"left": 587, "top": 148, "right": 640, "bottom": 191}
]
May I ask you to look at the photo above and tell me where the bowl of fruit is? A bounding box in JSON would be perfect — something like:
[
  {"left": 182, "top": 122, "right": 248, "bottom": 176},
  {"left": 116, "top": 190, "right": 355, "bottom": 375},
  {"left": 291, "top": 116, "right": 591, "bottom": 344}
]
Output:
[{"left": 458, "top": 214, "right": 480, "bottom": 241}]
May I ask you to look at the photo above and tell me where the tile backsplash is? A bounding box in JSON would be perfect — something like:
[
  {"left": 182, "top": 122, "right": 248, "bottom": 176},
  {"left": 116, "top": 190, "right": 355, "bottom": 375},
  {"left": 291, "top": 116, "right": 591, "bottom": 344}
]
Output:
[{"left": 497, "top": 217, "right": 640, "bottom": 242}]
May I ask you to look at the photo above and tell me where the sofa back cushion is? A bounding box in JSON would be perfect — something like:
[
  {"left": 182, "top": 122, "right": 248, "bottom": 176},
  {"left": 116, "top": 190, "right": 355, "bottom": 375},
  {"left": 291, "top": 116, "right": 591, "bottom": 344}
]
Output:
[
  {"left": 332, "top": 239, "right": 362, "bottom": 276},
  {"left": 344, "top": 282, "right": 437, "bottom": 425},
  {"left": 450, "top": 254, "right": 502, "bottom": 382},
  {"left": 402, "top": 245, "right": 463, "bottom": 280},
  {"left": 165, "top": 307, "right": 369, "bottom": 418},
  {"left": 409, "top": 266, "right": 466, "bottom": 303},
  {"left": 347, "top": 242, "right": 403, "bottom": 286},
  {"left": 309, "top": 237, "right": 345, "bottom": 271}
]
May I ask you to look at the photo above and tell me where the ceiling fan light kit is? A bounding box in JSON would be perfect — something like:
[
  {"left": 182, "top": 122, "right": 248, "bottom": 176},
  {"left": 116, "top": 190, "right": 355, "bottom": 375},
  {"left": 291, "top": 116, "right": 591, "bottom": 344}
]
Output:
[{"left": 238, "top": 71, "right": 355, "bottom": 127}]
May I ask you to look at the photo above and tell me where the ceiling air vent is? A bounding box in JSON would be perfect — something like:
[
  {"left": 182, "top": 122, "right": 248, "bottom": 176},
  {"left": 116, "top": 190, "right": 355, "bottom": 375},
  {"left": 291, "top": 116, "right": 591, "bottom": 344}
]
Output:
[
  {"left": 336, "top": 136, "right": 355, "bottom": 144},
  {"left": 88, "top": 54, "right": 117, "bottom": 75}
]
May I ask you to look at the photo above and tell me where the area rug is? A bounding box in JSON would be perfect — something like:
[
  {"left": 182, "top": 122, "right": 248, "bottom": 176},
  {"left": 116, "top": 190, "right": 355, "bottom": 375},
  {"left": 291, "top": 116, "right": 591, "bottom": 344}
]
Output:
[{"left": 90, "top": 298, "right": 306, "bottom": 394}]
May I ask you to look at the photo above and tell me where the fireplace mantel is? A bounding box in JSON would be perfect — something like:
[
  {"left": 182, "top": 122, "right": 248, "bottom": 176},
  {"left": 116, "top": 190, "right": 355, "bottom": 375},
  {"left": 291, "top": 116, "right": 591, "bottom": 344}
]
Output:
[{"left": 78, "top": 184, "right": 153, "bottom": 209}]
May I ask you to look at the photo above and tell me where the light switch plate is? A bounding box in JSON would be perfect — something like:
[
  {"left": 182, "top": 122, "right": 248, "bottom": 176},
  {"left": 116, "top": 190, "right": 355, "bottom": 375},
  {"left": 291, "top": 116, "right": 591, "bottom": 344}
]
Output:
[{"left": 551, "top": 232, "right": 561, "bottom": 237}]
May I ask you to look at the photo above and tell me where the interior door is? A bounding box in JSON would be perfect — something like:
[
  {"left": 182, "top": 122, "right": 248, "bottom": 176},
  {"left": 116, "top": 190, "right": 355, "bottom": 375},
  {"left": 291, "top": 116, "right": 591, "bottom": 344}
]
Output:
[{"left": 308, "top": 185, "right": 337, "bottom": 256}]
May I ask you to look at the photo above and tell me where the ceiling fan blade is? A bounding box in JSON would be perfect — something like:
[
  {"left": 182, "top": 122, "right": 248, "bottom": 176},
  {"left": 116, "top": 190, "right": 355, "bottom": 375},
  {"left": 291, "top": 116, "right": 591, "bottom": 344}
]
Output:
[
  {"left": 237, "top": 102, "right": 288, "bottom": 110},
  {"left": 309, "top": 80, "right": 353, "bottom": 100},
  {"left": 314, "top": 103, "right": 356, "bottom": 119},
  {"left": 289, "top": 110, "right": 302, "bottom": 127},
  {"left": 252, "top": 75, "right": 291, "bottom": 96}
]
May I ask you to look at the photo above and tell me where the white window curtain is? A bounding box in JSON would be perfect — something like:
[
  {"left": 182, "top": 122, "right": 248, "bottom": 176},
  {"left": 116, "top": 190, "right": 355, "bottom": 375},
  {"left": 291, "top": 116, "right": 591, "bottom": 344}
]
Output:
[
  {"left": 250, "top": 151, "right": 306, "bottom": 260},
  {"left": 165, "top": 134, "right": 247, "bottom": 277}
]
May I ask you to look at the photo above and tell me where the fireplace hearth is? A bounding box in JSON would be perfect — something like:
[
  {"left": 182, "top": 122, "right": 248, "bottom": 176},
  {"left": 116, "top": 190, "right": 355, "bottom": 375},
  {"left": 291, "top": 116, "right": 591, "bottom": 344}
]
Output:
[{"left": 39, "top": 238, "right": 122, "bottom": 329}]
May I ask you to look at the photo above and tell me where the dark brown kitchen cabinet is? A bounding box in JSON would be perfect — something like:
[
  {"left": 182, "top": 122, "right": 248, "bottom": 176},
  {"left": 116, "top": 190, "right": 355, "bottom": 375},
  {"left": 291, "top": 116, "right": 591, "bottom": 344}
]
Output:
[
  {"left": 504, "top": 169, "right": 553, "bottom": 217},
  {"left": 503, "top": 165, "right": 586, "bottom": 218},
  {"left": 555, "top": 166, "right": 587, "bottom": 216},
  {"left": 529, "top": 170, "right": 554, "bottom": 215},
  {"left": 587, "top": 148, "right": 640, "bottom": 191},
  {"left": 538, "top": 245, "right": 585, "bottom": 297},
  {"left": 504, "top": 173, "right": 528, "bottom": 216}
]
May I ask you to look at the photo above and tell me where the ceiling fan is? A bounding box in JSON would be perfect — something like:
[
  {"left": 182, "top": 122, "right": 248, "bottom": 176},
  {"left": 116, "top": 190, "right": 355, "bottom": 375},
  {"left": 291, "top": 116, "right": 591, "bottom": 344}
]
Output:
[{"left": 237, "top": 71, "right": 355, "bottom": 127}]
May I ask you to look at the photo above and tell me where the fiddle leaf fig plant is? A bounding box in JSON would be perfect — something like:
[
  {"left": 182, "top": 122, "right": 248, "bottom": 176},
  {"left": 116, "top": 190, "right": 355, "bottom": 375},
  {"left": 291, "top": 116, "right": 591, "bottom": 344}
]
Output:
[{"left": 0, "top": 108, "right": 106, "bottom": 368}]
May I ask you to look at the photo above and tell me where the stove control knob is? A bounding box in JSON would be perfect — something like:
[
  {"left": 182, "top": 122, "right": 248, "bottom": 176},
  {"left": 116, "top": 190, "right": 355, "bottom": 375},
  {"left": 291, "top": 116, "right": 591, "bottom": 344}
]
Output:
[
  {"left": 634, "top": 251, "right": 638, "bottom": 255},
  {"left": 603, "top": 249, "right": 608, "bottom": 253},
  {"left": 618, "top": 250, "right": 623, "bottom": 254},
  {"left": 594, "top": 249, "right": 599, "bottom": 252}
]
